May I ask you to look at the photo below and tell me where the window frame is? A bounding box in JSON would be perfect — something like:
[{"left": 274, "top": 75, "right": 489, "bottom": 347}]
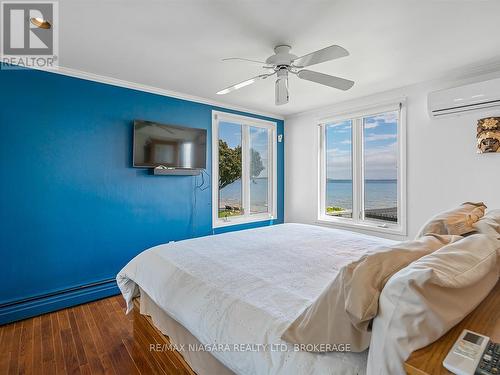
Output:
[
  {"left": 317, "top": 101, "right": 407, "bottom": 236},
  {"left": 212, "top": 110, "right": 277, "bottom": 228}
]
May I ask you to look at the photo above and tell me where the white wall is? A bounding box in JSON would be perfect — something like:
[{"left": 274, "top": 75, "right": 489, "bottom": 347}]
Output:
[{"left": 284, "top": 69, "right": 500, "bottom": 240}]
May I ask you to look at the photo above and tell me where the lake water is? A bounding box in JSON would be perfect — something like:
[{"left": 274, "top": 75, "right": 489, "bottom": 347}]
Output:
[
  {"left": 219, "top": 178, "right": 269, "bottom": 213},
  {"left": 327, "top": 179, "right": 397, "bottom": 210},
  {"left": 219, "top": 178, "right": 397, "bottom": 212}
]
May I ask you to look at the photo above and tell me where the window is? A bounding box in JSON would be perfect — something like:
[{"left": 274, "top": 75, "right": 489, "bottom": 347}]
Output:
[
  {"left": 319, "top": 102, "right": 406, "bottom": 235},
  {"left": 212, "top": 111, "right": 277, "bottom": 228}
]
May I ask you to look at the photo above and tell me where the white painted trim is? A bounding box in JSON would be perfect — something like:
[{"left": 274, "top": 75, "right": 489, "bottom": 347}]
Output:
[
  {"left": 212, "top": 110, "right": 278, "bottom": 128},
  {"left": 317, "top": 100, "right": 404, "bottom": 125},
  {"left": 211, "top": 113, "right": 220, "bottom": 228},
  {"left": 317, "top": 100, "right": 407, "bottom": 236},
  {"left": 315, "top": 218, "right": 406, "bottom": 237},
  {"left": 285, "top": 61, "right": 500, "bottom": 121},
  {"left": 212, "top": 110, "right": 277, "bottom": 228},
  {"left": 31, "top": 66, "right": 284, "bottom": 120},
  {"left": 214, "top": 213, "right": 276, "bottom": 228}
]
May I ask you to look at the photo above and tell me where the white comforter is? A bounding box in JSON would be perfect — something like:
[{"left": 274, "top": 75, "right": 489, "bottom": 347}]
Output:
[{"left": 117, "top": 223, "right": 395, "bottom": 375}]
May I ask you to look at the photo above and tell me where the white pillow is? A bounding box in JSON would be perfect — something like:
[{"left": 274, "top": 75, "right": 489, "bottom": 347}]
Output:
[
  {"left": 473, "top": 209, "right": 500, "bottom": 238},
  {"left": 367, "top": 234, "right": 499, "bottom": 375},
  {"left": 416, "top": 202, "right": 486, "bottom": 238}
]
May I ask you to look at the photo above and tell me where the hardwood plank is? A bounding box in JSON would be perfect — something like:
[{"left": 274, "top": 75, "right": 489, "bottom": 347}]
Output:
[
  {"left": 57, "top": 310, "right": 81, "bottom": 375},
  {"left": 0, "top": 295, "right": 198, "bottom": 375},
  {"left": 32, "top": 316, "right": 43, "bottom": 375},
  {"left": 18, "top": 318, "right": 34, "bottom": 375},
  {"left": 7, "top": 322, "right": 22, "bottom": 375},
  {"left": 91, "top": 299, "right": 127, "bottom": 375},
  {"left": 81, "top": 304, "right": 106, "bottom": 354},
  {"left": 82, "top": 303, "right": 115, "bottom": 375},
  {"left": 132, "top": 299, "right": 196, "bottom": 375},
  {"left": 121, "top": 335, "right": 156, "bottom": 375},
  {"left": 40, "top": 313, "right": 56, "bottom": 375},
  {"left": 98, "top": 300, "right": 140, "bottom": 375},
  {"left": 67, "top": 309, "right": 88, "bottom": 367},
  {"left": 133, "top": 315, "right": 179, "bottom": 375},
  {"left": 116, "top": 296, "right": 126, "bottom": 310},
  {"left": 72, "top": 305, "right": 105, "bottom": 375},
  {"left": 0, "top": 322, "right": 14, "bottom": 374},
  {"left": 50, "top": 312, "right": 66, "bottom": 375}
]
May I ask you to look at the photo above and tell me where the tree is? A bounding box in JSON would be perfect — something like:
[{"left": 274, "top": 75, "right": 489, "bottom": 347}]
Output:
[
  {"left": 250, "top": 148, "right": 264, "bottom": 182},
  {"left": 218, "top": 139, "right": 241, "bottom": 189},
  {"left": 218, "top": 141, "right": 265, "bottom": 189}
]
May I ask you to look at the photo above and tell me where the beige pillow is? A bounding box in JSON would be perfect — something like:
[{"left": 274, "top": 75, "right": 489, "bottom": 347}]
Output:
[
  {"left": 473, "top": 209, "right": 500, "bottom": 239},
  {"left": 367, "top": 233, "right": 499, "bottom": 375},
  {"left": 281, "top": 234, "right": 461, "bottom": 352},
  {"left": 416, "top": 202, "right": 486, "bottom": 238}
]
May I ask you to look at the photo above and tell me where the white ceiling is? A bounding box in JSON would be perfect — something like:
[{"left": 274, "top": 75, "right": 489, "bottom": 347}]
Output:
[{"left": 59, "top": 0, "right": 500, "bottom": 117}]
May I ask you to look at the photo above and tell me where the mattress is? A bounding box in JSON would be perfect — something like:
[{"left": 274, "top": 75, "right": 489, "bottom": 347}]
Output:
[{"left": 117, "top": 223, "right": 396, "bottom": 374}]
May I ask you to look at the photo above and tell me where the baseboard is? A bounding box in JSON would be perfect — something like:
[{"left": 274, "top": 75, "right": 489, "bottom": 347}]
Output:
[{"left": 0, "top": 279, "right": 120, "bottom": 325}]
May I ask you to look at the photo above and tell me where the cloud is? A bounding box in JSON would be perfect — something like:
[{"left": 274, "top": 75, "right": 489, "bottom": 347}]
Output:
[
  {"left": 367, "top": 112, "right": 398, "bottom": 123},
  {"left": 363, "top": 112, "right": 399, "bottom": 130},
  {"left": 326, "top": 142, "right": 398, "bottom": 180},
  {"left": 340, "top": 140, "right": 352, "bottom": 145},
  {"left": 364, "top": 133, "right": 397, "bottom": 142},
  {"left": 364, "top": 142, "right": 398, "bottom": 179},
  {"left": 364, "top": 123, "right": 378, "bottom": 129},
  {"left": 326, "top": 148, "right": 352, "bottom": 179}
]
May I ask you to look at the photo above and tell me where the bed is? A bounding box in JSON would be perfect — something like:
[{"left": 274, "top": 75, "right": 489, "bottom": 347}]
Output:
[
  {"left": 117, "top": 219, "right": 499, "bottom": 375},
  {"left": 117, "top": 223, "right": 397, "bottom": 374}
]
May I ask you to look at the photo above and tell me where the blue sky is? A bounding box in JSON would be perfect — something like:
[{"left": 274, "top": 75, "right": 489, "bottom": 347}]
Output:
[
  {"left": 219, "top": 121, "right": 241, "bottom": 148},
  {"left": 326, "top": 111, "right": 398, "bottom": 180}
]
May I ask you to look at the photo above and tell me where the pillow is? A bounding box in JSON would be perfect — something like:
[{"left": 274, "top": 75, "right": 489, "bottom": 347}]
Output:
[
  {"left": 367, "top": 234, "right": 499, "bottom": 375},
  {"left": 416, "top": 202, "right": 486, "bottom": 238},
  {"left": 281, "top": 234, "right": 461, "bottom": 352},
  {"left": 473, "top": 209, "right": 500, "bottom": 238}
]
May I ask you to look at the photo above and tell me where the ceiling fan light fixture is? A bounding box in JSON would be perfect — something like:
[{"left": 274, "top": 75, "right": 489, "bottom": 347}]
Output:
[
  {"left": 30, "top": 17, "right": 52, "bottom": 29},
  {"left": 275, "top": 69, "right": 289, "bottom": 106}
]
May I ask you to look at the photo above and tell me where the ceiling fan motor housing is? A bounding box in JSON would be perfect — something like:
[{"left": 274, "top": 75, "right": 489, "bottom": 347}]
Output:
[{"left": 265, "top": 45, "right": 297, "bottom": 67}]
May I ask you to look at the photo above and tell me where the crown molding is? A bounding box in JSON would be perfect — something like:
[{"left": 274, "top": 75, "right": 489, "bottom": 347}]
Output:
[
  {"left": 284, "top": 59, "right": 500, "bottom": 121},
  {"left": 32, "top": 65, "right": 285, "bottom": 121}
]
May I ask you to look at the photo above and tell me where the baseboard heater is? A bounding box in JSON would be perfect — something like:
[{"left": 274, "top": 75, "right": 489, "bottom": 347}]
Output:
[{"left": 0, "top": 277, "right": 119, "bottom": 324}]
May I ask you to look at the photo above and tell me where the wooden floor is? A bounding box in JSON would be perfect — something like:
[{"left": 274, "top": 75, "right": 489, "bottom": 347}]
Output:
[{"left": 0, "top": 296, "right": 172, "bottom": 375}]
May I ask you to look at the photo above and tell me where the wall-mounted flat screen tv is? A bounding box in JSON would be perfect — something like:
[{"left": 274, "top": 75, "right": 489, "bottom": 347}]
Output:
[{"left": 133, "top": 120, "right": 207, "bottom": 169}]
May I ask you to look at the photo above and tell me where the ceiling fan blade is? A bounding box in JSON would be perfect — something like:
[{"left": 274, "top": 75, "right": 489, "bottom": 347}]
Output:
[
  {"left": 297, "top": 70, "right": 354, "bottom": 91},
  {"left": 216, "top": 73, "right": 273, "bottom": 95},
  {"left": 222, "top": 57, "right": 267, "bottom": 65},
  {"left": 292, "top": 45, "right": 349, "bottom": 68}
]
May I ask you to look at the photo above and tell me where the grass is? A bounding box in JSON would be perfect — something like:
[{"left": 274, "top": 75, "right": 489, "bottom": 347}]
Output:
[
  {"left": 218, "top": 210, "right": 243, "bottom": 218},
  {"left": 326, "top": 206, "right": 346, "bottom": 214}
]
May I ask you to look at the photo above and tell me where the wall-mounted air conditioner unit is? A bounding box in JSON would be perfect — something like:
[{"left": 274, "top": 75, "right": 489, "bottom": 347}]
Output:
[{"left": 428, "top": 77, "right": 500, "bottom": 118}]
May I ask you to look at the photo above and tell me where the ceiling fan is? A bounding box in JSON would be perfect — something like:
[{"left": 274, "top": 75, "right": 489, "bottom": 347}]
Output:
[{"left": 217, "top": 44, "right": 354, "bottom": 105}]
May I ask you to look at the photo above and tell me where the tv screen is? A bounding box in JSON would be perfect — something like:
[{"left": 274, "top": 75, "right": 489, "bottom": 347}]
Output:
[{"left": 133, "top": 120, "right": 207, "bottom": 169}]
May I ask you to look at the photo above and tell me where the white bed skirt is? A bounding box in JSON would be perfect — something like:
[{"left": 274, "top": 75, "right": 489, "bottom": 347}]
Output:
[{"left": 139, "top": 288, "right": 235, "bottom": 375}]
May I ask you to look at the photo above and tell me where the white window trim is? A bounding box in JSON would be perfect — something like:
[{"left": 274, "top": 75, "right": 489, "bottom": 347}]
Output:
[
  {"left": 317, "top": 100, "right": 407, "bottom": 236},
  {"left": 212, "top": 110, "right": 277, "bottom": 228}
]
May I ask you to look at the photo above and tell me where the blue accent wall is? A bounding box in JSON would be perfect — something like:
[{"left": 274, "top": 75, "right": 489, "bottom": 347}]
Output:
[{"left": 0, "top": 67, "right": 284, "bottom": 323}]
